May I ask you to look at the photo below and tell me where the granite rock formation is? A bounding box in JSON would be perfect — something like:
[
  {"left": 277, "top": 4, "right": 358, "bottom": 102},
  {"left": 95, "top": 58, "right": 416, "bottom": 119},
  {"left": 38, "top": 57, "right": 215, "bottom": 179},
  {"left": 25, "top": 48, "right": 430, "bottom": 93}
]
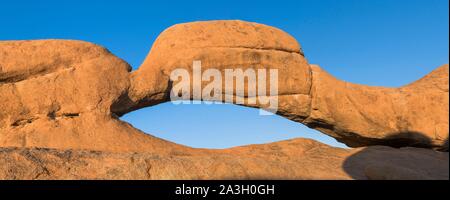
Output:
[{"left": 0, "top": 20, "right": 448, "bottom": 180}]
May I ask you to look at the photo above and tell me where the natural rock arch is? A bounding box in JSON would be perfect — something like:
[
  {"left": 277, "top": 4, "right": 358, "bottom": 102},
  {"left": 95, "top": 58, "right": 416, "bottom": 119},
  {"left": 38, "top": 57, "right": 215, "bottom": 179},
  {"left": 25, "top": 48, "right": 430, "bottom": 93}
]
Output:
[
  {"left": 0, "top": 20, "right": 448, "bottom": 153},
  {"left": 118, "top": 20, "right": 449, "bottom": 149}
]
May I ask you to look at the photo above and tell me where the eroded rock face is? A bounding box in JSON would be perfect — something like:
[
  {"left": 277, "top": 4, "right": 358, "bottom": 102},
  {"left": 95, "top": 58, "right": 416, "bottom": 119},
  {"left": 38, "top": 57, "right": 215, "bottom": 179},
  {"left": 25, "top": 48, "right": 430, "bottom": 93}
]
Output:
[{"left": 0, "top": 20, "right": 448, "bottom": 180}]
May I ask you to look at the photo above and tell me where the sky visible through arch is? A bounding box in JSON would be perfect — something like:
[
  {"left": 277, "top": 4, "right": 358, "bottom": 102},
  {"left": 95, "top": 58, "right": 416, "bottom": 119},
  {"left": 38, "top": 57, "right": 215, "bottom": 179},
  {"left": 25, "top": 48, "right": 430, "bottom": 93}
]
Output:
[{"left": 1, "top": 0, "right": 448, "bottom": 148}]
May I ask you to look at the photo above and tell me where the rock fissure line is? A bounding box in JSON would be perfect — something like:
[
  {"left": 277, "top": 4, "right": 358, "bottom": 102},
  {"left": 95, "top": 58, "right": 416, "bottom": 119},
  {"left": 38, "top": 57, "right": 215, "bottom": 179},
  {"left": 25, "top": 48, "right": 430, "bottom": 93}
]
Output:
[{"left": 187, "top": 46, "right": 304, "bottom": 55}]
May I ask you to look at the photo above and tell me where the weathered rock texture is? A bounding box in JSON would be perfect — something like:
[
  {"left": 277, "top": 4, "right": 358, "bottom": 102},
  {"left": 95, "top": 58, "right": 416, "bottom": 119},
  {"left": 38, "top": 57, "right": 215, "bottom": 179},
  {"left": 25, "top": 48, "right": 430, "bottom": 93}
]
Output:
[
  {"left": 0, "top": 139, "right": 448, "bottom": 180},
  {"left": 0, "top": 20, "right": 448, "bottom": 180}
]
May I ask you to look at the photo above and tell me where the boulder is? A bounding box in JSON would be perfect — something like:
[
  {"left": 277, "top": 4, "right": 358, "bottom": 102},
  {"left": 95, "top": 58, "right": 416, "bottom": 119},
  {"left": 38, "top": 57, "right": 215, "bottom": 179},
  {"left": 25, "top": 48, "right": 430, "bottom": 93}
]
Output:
[{"left": 0, "top": 40, "right": 186, "bottom": 153}]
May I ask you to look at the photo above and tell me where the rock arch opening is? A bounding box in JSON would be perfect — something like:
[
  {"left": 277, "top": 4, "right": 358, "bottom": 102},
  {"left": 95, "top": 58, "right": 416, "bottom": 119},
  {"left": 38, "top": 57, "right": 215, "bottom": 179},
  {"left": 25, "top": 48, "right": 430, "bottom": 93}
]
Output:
[{"left": 120, "top": 101, "right": 349, "bottom": 149}]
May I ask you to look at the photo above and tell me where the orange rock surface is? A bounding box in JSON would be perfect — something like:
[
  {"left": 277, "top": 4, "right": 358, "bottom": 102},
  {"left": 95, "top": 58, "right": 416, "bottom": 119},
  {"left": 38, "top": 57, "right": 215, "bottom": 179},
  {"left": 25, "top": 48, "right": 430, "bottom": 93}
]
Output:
[
  {"left": 0, "top": 139, "right": 448, "bottom": 180},
  {"left": 0, "top": 20, "right": 448, "bottom": 180}
]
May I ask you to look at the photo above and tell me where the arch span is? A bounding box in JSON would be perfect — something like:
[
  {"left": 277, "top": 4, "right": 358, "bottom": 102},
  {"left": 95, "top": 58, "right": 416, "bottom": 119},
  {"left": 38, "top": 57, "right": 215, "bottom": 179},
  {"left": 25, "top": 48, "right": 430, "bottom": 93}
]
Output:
[{"left": 112, "top": 20, "right": 449, "bottom": 149}]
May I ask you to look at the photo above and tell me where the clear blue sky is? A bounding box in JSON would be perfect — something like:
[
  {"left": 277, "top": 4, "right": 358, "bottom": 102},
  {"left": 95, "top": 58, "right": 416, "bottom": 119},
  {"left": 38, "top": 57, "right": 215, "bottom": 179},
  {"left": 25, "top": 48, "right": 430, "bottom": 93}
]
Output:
[{"left": 1, "top": 0, "right": 448, "bottom": 148}]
